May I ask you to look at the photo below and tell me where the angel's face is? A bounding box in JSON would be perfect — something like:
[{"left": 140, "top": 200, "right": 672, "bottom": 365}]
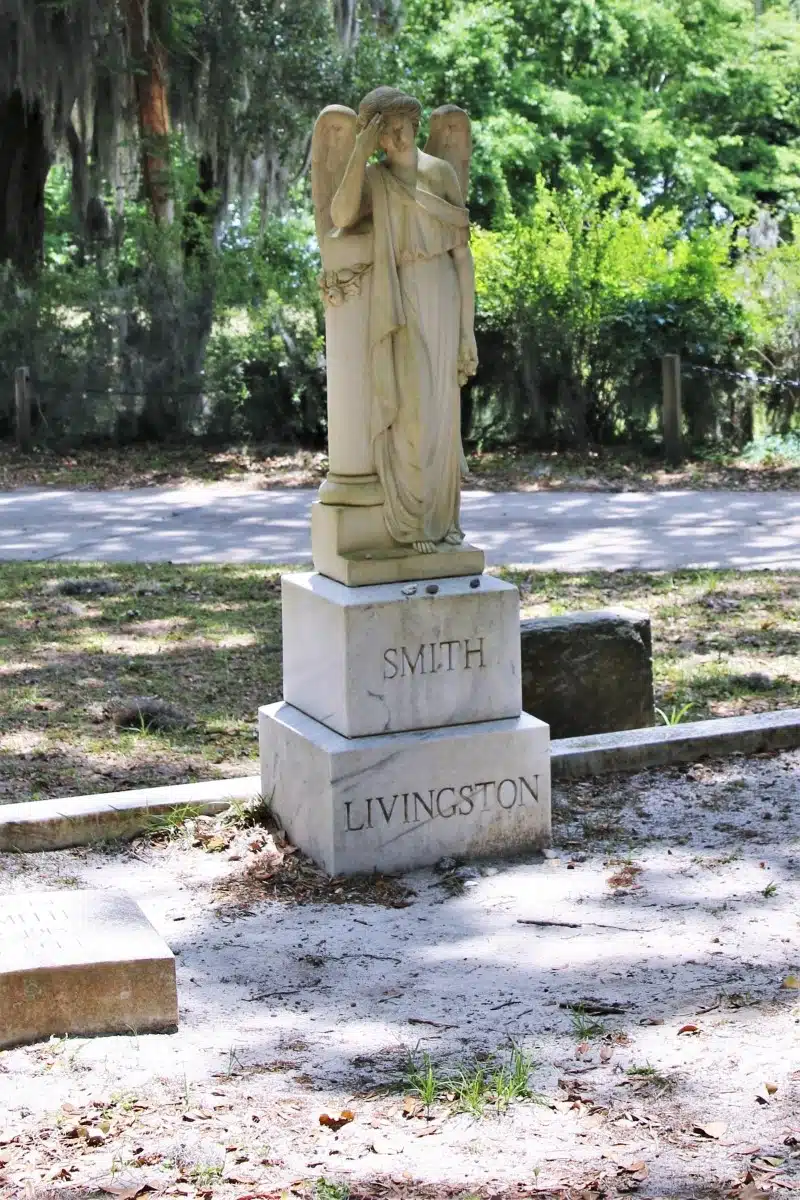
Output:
[
  {"left": 327, "top": 118, "right": 349, "bottom": 148},
  {"left": 441, "top": 119, "right": 459, "bottom": 148},
  {"left": 379, "top": 114, "right": 416, "bottom": 158}
]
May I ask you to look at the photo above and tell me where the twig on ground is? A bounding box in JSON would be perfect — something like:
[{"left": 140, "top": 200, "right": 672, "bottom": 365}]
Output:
[
  {"left": 245, "top": 981, "right": 321, "bottom": 1001},
  {"left": 517, "top": 919, "right": 656, "bottom": 932}
]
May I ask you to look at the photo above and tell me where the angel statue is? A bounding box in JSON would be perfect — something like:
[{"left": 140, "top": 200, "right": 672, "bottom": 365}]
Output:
[{"left": 311, "top": 87, "right": 477, "bottom": 556}]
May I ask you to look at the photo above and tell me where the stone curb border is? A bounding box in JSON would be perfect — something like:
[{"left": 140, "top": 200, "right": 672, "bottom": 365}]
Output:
[
  {"left": 0, "top": 777, "right": 263, "bottom": 853},
  {"left": 552, "top": 707, "right": 800, "bottom": 780},
  {"left": 2, "top": 708, "right": 798, "bottom": 853}
]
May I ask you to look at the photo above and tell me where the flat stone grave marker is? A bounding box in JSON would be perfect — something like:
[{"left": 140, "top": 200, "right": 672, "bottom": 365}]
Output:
[{"left": 0, "top": 890, "right": 178, "bottom": 1049}]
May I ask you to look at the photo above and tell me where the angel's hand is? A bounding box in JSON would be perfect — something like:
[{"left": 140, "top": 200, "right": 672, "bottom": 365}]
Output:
[
  {"left": 457, "top": 331, "right": 478, "bottom": 387},
  {"left": 356, "top": 115, "right": 382, "bottom": 160}
]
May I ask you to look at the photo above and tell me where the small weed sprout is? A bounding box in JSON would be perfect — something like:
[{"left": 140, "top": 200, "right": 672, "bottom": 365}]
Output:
[
  {"left": 315, "top": 1180, "right": 350, "bottom": 1200},
  {"left": 762, "top": 880, "right": 778, "bottom": 897},
  {"left": 225, "top": 1045, "right": 245, "bottom": 1076},
  {"left": 570, "top": 1006, "right": 607, "bottom": 1039},
  {"left": 405, "top": 1050, "right": 440, "bottom": 1115},
  {"left": 451, "top": 1062, "right": 488, "bottom": 1116},
  {"left": 146, "top": 804, "right": 203, "bottom": 839},
  {"left": 490, "top": 1045, "right": 539, "bottom": 1110},
  {"left": 655, "top": 702, "right": 694, "bottom": 726},
  {"left": 626, "top": 1062, "right": 674, "bottom": 1091},
  {"left": 187, "top": 1164, "right": 223, "bottom": 1186},
  {"left": 224, "top": 791, "right": 273, "bottom": 829}
]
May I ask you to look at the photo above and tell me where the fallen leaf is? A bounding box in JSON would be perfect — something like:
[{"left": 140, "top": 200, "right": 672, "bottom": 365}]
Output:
[
  {"left": 694, "top": 1121, "right": 727, "bottom": 1139},
  {"left": 781, "top": 974, "right": 800, "bottom": 990},
  {"left": 639, "top": 1017, "right": 664, "bottom": 1026},
  {"left": 64, "top": 1123, "right": 90, "bottom": 1140},
  {"left": 319, "top": 1110, "right": 355, "bottom": 1132},
  {"left": 582, "top": 1112, "right": 605, "bottom": 1130},
  {"left": 764, "top": 1082, "right": 778, "bottom": 1095},
  {"left": 49, "top": 1166, "right": 74, "bottom": 1181},
  {"left": 600, "top": 1045, "right": 613, "bottom": 1063},
  {"left": 678, "top": 1024, "right": 700, "bottom": 1035},
  {"left": 738, "top": 1181, "right": 773, "bottom": 1200},
  {"left": 619, "top": 1160, "right": 648, "bottom": 1179},
  {"left": 402, "top": 1096, "right": 424, "bottom": 1119}
]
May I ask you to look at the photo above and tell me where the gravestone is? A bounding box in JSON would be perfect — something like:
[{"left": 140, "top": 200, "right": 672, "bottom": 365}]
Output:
[
  {"left": 520, "top": 608, "right": 654, "bottom": 738},
  {"left": 259, "top": 84, "right": 551, "bottom": 876},
  {"left": 0, "top": 891, "right": 178, "bottom": 1049}
]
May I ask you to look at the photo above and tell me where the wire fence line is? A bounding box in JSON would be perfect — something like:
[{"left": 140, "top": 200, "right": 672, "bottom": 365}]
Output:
[
  {"left": 682, "top": 360, "right": 800, "bottom": 391},
  {"left": 32, "top": 379, "right": 206, "bottom": 398},
  {"left": 28, "top": 362, "right": 800, "bottom": 398}
]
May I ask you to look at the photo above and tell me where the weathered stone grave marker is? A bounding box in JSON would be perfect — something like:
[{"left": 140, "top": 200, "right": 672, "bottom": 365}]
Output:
[{"left": 0, "top": 891, "right": 178, "bottom": 1049}]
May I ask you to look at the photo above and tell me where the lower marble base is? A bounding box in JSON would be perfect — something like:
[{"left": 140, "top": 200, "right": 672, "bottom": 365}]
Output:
[{"left": 259, "top": 702, "right": 551, "bottom": 876}]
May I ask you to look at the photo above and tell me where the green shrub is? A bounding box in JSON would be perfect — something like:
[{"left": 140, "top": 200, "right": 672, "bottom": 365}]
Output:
[{"left": 469, "top": 166, "right": 753, "bottom": 449}]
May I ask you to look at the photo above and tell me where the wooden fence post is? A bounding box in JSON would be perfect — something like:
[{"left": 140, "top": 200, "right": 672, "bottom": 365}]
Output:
[
  {"left": 14, "top": 366, "right": 32, "bottom": 453},
  {"left": 662, "top": 353, "right": 683, "bottom": 464}
]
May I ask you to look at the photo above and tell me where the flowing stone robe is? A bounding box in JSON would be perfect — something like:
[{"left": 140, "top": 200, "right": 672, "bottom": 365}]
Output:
[{"left": 368, "top": 162, "right": 469, "bottom": 546}]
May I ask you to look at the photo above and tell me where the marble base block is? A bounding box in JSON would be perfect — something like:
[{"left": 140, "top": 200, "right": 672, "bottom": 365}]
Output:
[
  {"left": 259, "top": 701, "right": 551, "bottom": 875},
  {"left": 282, "top": 571, "right": 522, "bottom": 737},
  {"left": 311, "top": 501, "right": 485, "bottom": 586},
  {"left": 0, "top": 891, "right": 178, "bottom": 1049}
]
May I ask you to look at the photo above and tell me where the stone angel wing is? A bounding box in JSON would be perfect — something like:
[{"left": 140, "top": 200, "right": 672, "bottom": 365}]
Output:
[
  {"left": 311, "top": 104, "right": 358, "bottom": 246},
  {"left": 424, "top": 105, "right": 472, "bottom": 203}
]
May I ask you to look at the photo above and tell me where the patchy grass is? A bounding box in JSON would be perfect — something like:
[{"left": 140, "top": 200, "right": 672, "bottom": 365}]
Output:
[
  {"left": 0, "top": 562, "right": 797, "bottom": 805},
  {"left": 505, "top": 566, "right": 800, "bottom": 722},
  {"left": 404, "top": 1046, "right": 539, "bottom": 1117},
  {"left": 0, "top": 562, "right": 284, "bottom": 804},
  {"left": 3, "top": 437, "right": 800, "bottom": 492}
]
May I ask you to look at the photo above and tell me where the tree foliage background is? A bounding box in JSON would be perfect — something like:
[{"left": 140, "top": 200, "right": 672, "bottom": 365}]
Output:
[{"left": 1, "top": 0, "right": 799, "bottom": 451}]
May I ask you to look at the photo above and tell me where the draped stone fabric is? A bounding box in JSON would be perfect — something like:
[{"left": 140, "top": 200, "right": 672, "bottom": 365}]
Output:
[{"left": 368, "top": 162, "right": 469, "bottom": 545}]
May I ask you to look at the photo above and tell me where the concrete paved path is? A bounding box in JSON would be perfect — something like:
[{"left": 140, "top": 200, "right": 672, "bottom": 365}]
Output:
[{"left": 1, "top": 486, "right": 799, "bottom": 570}]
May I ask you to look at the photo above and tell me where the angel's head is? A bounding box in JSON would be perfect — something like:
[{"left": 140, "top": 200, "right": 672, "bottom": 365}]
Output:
[
  {"left": 357, "top": 87, "right": 422, "bottom": 158},
  {"left": 429, "top": 104, "right": 465, "bottom": 150},
  {"left": 312, "top": 105, "right": 356, "bottom": 171}
]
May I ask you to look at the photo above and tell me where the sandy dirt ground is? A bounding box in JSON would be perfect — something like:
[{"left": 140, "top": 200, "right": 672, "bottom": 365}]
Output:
[{"left": 1, "top": 750, "right": 799, "bottom": 1200}]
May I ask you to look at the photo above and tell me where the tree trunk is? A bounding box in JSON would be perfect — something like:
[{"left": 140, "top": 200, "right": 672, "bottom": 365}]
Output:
[
  {"left": 0, "top": 92, "right": 50, "bottom": 273},
  {"left": 126, "top": 0, "right": 172, "bottom": 224}
]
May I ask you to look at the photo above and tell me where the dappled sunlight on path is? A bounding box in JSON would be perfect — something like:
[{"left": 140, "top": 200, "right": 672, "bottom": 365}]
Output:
[{"left": 1, "top": 486, "right": 799, "bottom": 568}]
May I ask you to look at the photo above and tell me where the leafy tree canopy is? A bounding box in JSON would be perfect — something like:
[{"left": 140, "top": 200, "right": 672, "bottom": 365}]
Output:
[{"left": 394, "top": 0, "right": 800, "bottom": 225}]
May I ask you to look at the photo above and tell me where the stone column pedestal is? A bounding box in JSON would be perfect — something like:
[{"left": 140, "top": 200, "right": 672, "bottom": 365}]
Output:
[{"left": 317, "top": 229, "right": 383, "bottom": 512}]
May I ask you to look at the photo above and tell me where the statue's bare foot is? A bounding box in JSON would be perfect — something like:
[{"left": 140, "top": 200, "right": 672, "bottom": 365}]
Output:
[
  {"left": 442, "top": 528, "right": 464, "bottom": 545},
  {"left": 413, "top": 540, "right": 437, "bottom": 554}
]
